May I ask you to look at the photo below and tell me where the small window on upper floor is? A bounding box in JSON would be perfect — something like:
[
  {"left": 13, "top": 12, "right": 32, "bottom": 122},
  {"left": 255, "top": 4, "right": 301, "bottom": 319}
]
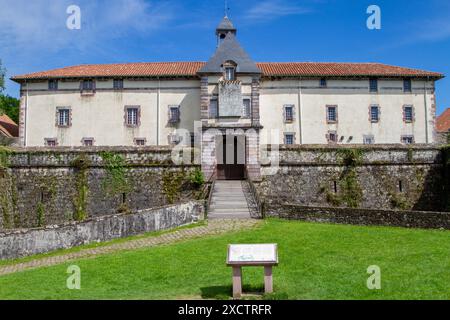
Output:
[
  {"left": 243, "top": 99, "right": 251, "bottom": 118},
  {"left": 363, "top": 135, "right": 375, "bottom": 145},
  {"left": 168, "top": 105, "right": 181, "bottom": 124},
  {"left": 284, "top": 105, "right": 294, "bottom": 122},
  {"left": 81, "top": 79, "right": 94, "bottom": 91},
  {"left": 49, "top": 80, "right": 58, "bottom": 91},
  {"left": 326, "top": 105, "right": 338, "bottom": 123},
  {"left": 403, "top": 105, "right": 414, "bottom": 123},
  {"left": 403, "top": 79, "right": 412, "bottom": 93},
  {"left": 225, "top": 67, "right": 236, "bottom": 81},
  {"left": 369, "top": 78, "right": 378, "bottom": 93},
  {"left": 401, "top": 135, "right": 414, "bottom": 145},
  {"left": 320, "top": 78, "right": 327, "bottom": 88},
  {"left": 114, "top": 79, "right": 124, "bottom": 90}
]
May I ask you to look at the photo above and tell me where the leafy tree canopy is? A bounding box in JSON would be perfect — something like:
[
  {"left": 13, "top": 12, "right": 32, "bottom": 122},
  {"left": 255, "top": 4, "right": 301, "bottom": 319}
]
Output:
[
  {"left": 0, "top": 59, "right": 5, "bottom": 93},
  {"left": 0, "top": 59, "right": 20, "bottom": 124},
  {"left": 0, "top": 95, "right": 20, "bottom": 123}
]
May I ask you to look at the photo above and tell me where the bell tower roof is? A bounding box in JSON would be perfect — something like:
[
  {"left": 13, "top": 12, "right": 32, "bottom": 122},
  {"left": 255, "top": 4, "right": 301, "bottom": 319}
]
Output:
[{"left": 216, "top": 16, "right": 237, "bottom": 36}]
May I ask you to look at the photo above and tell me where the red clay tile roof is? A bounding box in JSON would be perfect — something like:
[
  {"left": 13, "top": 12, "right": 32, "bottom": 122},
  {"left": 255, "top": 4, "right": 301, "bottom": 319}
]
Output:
[
  {"left": 0, "top": 114, "right": 19, "bottom": 138},
  {"left": 11, "top": 61, "right": 443, "bottom": 80},
  {"left": 256, "top": 62, "right": 443, "bottom": 78},
  {"left": 437, "top": 108, "right": 450, "bottom": 133}
]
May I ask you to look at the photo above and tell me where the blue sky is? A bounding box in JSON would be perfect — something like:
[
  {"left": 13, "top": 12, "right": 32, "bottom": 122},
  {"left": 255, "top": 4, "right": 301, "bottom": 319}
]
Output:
[{"left": 0, "top": 0, "right": 449, "bottom": 115}]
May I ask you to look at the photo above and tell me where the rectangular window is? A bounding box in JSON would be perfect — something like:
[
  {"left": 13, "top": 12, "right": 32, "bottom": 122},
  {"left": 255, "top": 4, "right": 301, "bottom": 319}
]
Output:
[
  {"left": 209, "top": 99, "right": 218, "bottom": 118},
  {"left": 284, "top": 134, "right": 295, "bottom": 145},
  {"left": 57, "top": 108, "right": 70, "bottom": 127},
  {"left": 225, "top": 67, "right": 235, "bottom": 81},
  {"left": 284, "top": 105, "right": 294, "bottom": 122},
  {"left": 243, "top": 99, "right": 251, "bottom": 118},
  {"left": 401, "top": 135, "right": 414, "bottom": 144},
  {"left": 168, "top": 106, "right": 180, "bottom": 123},
  {"left": 326, "top": 105, "right": 337, "bottom": 123},
  {"left": 363, "top": 135, "right": 375, "bottom": 145},
  {"left": 49, "top": 80, "right": 58, "bottom": 91},
  {"left": 134, "top": 138, "right": 146, "bottom": 146},
  {"left": 320, "top": 78, "right": 327, "bottom": 88},
  {"left": 125, "top": 107, "right": 139, "bottom": 127},
  {"left": 82, "top": 138, "right": 94, "bottom": 147},
  {"left": 82, "top": 80, "right": 94, "bottom": 91},
  {"left": 403, "top": 79, "right": 412, "bottom": 93},
  {"left": 327, "top": 131, "right": 338, "bottom": 144},
  {"left": 45, "top": 138, "right": 57, "bottom": 147},
  {"left": 403, "top": 105, "right": 414, "bottom": 122},
  {"left": 370, "top": 105, "right": 380, "bottom": 123},
  {"left": 113, "top": 79, "right": 124, "bottom": 90},
  {"left": 369, "top": 78, "right": 378, "bottom": 92}
]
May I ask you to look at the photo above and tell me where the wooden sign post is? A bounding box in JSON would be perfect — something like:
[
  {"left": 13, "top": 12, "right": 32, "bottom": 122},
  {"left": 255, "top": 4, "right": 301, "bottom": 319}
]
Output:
[{"left": 226, "top": 244, "right": 278, "bottom": 299}]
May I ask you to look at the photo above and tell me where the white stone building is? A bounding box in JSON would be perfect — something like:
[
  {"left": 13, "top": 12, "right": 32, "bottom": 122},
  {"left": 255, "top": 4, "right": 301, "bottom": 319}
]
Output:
[{"left": 12, "top": 17, "right": 444, "bottom": 180}]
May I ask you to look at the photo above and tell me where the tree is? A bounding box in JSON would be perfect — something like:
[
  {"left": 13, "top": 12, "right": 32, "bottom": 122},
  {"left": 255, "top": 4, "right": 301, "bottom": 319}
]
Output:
[
  {"left": 0, "top": 59, "right": 5, "bottom": 92},
  {"left": 0, "top": 95, "right": 20, "bottom": 123},
  {"left": 0, "top": 59, "right": 20, "bottom": 124}
]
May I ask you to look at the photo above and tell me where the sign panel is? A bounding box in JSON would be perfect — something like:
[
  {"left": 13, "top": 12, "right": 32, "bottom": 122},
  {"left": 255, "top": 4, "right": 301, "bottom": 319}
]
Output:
[
  {"left": 218, "top": 81, "right": 243, "bottom": 117},
  {"left": 227, "top": 244, "right": 278, "bottom": 265}
]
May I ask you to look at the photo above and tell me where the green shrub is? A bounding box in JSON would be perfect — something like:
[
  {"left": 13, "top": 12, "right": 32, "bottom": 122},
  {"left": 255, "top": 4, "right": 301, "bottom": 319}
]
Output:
[{"left": 189, "top": 168, "right": 205, "bottom": 188}]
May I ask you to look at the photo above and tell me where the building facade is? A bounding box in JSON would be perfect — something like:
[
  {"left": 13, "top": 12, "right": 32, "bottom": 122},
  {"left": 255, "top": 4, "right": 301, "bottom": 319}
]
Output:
[{"left": 12, "top": 17, "right": 444, "bottom": 180}]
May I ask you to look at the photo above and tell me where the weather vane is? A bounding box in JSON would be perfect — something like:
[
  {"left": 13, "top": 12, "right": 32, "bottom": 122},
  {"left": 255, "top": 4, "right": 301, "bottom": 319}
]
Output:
[{"left": 225, "top": 0, "right": 230, "bottom": 17}]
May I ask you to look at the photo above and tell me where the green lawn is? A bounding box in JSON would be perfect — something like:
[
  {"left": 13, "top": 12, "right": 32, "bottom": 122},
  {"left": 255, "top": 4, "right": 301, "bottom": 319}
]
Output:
[{"left": 0, "top": 219, "right": 449, "bottom": 300}]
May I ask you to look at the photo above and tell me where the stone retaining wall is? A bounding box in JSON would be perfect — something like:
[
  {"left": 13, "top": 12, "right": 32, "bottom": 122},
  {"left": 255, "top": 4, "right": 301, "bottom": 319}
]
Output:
[
  {"left": 257, "top": 145, "right": 447, "bottom": 213},
  {"left": 0, "top": 147, "right": 202, "bottom": 230},
  {"left": 0, "top": 201, "right": 205, "bottom": 260},
  {"left": 277, "top": 204, "right": 450, "bottom": 230}
]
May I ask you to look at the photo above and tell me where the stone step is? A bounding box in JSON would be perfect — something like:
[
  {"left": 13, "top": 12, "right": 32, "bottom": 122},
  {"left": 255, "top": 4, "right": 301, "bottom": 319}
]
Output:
[
  {"left": 212, "top": 196, "right": 246, "bottom": 200},
  {"left": 211, "top": 200, "right": 248, "bottom": 205},
  {"left": 213, "top": 188, "right": 244, "bottom": 192},
  {"left": 209, "top": 214, "right": 250, "bottom": 220},
  {"left": 210, "top": 207, "right": 249, "bottom": 213},
  {"left": 211, "top": 193, "right": 245, "bottom": 197},
  {"left": 207, "top": 180, "right": 252, "bottom": 220},
  {"left": 209, "top": 206, "right": 249, "bottom": 210}
]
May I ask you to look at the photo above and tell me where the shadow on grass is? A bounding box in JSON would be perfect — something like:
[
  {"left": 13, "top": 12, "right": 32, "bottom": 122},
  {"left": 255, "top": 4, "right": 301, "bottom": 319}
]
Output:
[{"left": 200, "top": 284, "right": 266, "bottom": 300}]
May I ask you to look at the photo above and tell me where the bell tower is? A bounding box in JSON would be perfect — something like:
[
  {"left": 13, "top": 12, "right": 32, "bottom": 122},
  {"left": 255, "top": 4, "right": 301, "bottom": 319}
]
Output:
[{"left": 216, "top": 16, "right": 237, "bottom": 46}]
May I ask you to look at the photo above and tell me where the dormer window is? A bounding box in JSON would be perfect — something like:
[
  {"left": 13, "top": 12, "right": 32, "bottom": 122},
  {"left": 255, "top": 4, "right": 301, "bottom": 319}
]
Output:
[
  {"left": 223, "top": 61, "right": 237, "bottom": 81},
  {"left": 225, "top": 67, "right": 235, "bottom": 81}
]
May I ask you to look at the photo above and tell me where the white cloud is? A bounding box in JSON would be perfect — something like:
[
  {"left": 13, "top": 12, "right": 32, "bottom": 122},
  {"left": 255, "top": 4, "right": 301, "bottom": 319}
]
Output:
[
  {"left": 244, "top": 0, "right": 311, "bottom": 22},
  {"left": 0, "top": 0, "right": 175, "bottom": 54}
]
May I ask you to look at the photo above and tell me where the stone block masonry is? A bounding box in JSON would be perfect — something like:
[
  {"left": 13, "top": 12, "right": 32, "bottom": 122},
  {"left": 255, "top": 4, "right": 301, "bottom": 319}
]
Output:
[
  {"left": 0, "top": 147, "right": 203, "bottom": 230},
  {"left": 256, "top": 145, "right": 447, "bottom": 215},
  {"left": 0, "top": 201, "right": 205, "bottom": 260},
  {"left": 277, "top": 205, "right": 450, "bottom": 230}
]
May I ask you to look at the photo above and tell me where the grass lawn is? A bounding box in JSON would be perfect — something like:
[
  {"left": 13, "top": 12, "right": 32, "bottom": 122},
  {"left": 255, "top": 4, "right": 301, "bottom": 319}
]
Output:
[{"left": 0, "top": 219, "right": 449, "bottom": 300}]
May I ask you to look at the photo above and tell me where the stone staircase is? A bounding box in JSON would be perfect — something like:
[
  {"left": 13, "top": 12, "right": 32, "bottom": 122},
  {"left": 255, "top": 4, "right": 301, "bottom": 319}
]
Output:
[{"left": 208, "top": 181, "right": 252, "bottom": 219}]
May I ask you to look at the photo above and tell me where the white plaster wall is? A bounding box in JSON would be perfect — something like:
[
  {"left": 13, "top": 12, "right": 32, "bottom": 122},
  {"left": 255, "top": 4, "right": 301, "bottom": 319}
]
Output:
[
  {"left": 22, "top": 77, "right": 436, "bottom": 146},
  {"left": 24, "top": 80, "right": 201, "bottom": 146},
  {"left": 259, "top": 79, "right": 436, "bottom": 145}
]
